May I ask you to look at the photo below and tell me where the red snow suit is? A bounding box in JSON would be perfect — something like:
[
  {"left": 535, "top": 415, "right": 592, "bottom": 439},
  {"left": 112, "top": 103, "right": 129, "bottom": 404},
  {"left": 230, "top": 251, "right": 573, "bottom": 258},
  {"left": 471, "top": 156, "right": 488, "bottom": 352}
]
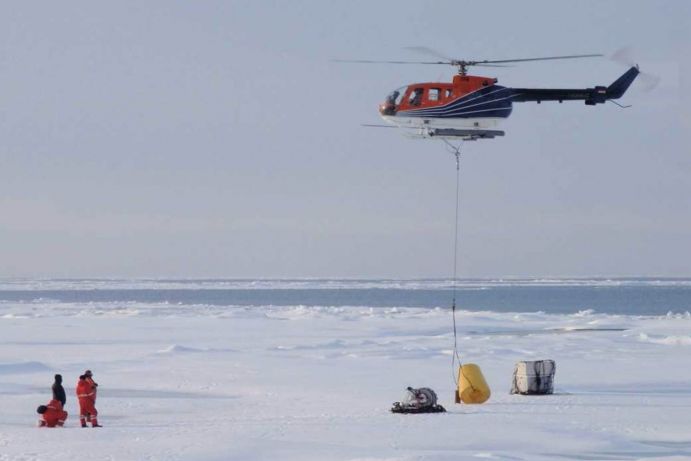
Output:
[
  {"left": 85, "top": 376, "right": 98, "bottom": 401},
  {"left": 76, "top": 377, "right": 98, "bottom": 424},
  {"left": 39, "top": 399, "right": 68, "bottom": 427}
]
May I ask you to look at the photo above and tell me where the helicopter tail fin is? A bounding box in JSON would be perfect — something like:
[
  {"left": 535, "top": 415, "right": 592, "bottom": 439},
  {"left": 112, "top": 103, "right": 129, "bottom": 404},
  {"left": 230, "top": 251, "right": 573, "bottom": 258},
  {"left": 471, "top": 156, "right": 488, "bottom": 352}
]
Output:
[{"left": 607, "top": 66, "right": 640, "bottom": 99}]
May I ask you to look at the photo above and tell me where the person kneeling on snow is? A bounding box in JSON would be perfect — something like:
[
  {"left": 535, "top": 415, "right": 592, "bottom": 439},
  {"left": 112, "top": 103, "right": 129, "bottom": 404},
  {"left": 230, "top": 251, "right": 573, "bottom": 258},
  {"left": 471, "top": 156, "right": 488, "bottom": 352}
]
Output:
[
  {"left": 76, "top": 372, "right": 101, "bottom": 427},
  {"left": 37, "top": 399, "right": 68, "bottom": 427}
]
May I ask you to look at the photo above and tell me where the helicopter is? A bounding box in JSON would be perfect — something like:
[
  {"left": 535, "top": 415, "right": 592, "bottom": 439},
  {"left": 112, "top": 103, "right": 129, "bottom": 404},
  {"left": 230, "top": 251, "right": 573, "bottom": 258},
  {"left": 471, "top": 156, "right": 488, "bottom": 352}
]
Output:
[{"left": 340, "top": 49, "right": 640, "bottom": 140}]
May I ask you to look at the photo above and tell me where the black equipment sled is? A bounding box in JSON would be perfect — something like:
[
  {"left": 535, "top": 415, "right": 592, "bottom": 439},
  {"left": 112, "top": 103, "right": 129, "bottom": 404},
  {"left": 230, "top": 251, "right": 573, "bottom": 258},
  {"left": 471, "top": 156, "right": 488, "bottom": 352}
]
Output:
[{"left": 391, "top": 402, "right": 446, "bottom": 414}]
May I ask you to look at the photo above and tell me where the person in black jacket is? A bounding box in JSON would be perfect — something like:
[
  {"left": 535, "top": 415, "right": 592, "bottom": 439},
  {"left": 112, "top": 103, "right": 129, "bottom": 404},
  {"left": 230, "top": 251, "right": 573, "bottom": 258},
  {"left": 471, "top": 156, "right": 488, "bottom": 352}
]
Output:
[{"left": 52, "top": 374, "right": 66, "bottom": 407}]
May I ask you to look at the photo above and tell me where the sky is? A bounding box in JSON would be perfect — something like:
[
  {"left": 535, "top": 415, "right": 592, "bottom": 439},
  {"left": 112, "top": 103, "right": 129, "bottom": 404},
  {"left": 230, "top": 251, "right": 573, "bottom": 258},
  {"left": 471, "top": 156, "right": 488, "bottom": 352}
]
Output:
[{"left": 0, "top": 0, "right": 689, "bottom": 278}]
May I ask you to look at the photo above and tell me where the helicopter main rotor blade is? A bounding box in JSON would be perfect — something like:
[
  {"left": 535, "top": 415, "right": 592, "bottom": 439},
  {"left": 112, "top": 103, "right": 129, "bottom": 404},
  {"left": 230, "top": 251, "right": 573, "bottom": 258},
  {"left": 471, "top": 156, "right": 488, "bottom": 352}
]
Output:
[
  {"left": 332, "top": 59, "right": 450, "bottom": 65},
  {"left": 474, "top": 54, "right": 603, "bottom": 65},
  {"left": 404, "top": 46, "right": 455, "bottom": 62},
  {"left": 333, "top": 59, "right": 510, "bottom": 67}
]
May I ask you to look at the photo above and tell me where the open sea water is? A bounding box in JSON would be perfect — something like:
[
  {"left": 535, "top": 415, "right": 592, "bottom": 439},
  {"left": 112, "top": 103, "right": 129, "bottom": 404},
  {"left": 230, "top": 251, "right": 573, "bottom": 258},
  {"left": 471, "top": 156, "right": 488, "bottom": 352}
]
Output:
[{"left": 0, "top": 278, "right": 690, "bottom": 315}]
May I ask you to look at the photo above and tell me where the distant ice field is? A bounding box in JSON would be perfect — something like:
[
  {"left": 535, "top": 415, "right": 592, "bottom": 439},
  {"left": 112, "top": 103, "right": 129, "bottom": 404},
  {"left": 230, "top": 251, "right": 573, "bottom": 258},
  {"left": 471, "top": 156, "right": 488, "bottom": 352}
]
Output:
[
  {"left": 1, "top": 278, "right": 690, "bottom": 315},
  {"left": 1, "top": 293, "right": 691, "bottom": 460}
]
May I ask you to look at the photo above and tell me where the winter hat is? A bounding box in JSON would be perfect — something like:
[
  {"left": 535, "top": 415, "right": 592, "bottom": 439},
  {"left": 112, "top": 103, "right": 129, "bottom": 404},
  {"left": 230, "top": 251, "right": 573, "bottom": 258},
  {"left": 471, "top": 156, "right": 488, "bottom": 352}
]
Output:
[{"left": 37, "top": 405, "right": 47, "bottom": 414}]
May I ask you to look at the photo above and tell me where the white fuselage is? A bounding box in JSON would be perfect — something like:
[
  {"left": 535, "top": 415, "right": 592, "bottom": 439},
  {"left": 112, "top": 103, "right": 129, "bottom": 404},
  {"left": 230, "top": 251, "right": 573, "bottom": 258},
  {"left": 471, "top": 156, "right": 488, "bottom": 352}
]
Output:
[{"left": 380, "top": 115, "right": 506, "bottom": 139}]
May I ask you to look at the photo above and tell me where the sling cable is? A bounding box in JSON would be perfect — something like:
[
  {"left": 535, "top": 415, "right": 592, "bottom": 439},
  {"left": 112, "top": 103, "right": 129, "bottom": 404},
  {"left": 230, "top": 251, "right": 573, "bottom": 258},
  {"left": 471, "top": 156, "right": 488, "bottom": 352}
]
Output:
[{"left": 443, "top": 140, "right": 491, "bottom": 405}]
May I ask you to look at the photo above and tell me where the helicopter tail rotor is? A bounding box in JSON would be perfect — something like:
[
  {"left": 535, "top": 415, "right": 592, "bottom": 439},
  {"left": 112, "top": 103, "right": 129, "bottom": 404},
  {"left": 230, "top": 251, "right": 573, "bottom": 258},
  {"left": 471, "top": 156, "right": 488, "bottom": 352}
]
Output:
[{"left": 610, "top": 46, "right": 660, "bottom": 92}]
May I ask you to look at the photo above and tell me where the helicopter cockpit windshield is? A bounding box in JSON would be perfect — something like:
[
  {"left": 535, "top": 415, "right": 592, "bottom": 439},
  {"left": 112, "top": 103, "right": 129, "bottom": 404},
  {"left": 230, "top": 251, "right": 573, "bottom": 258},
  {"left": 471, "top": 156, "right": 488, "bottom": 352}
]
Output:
[{"left": 380, "top": 86, "right": 408, "bottom": 115}]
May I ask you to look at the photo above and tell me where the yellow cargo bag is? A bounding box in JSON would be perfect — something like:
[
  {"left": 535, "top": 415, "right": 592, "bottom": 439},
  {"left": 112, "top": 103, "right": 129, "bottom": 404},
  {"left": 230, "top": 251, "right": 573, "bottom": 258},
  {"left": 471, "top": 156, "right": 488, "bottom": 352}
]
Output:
[{"left": 456, "top": 363, "right": 491, "bottom": 404}]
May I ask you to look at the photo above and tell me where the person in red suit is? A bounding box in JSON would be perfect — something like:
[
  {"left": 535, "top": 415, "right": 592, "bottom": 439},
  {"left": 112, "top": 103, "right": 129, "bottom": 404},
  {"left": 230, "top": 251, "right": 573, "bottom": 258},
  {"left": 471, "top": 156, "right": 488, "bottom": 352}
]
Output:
[
  {"left": 37, "top": 399, "right": 68, "bottom": 427},
  {"left": 76, "top": 370, "right": 101, "bottom": 427}
]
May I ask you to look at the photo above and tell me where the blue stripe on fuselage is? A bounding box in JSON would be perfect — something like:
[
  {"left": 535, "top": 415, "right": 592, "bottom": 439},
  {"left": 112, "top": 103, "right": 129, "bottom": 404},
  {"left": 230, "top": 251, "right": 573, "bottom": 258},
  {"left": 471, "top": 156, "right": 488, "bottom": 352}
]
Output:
[{"left": 397, "top": 85, "right": 513, "bottom": 119}]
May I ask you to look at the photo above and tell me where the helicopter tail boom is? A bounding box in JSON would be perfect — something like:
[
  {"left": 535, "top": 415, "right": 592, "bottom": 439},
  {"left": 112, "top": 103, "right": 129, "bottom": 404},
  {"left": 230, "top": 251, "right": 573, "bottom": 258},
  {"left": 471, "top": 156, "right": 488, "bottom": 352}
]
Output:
[{"left": 511, "top": 66, "right": 640, "bottom": 105}]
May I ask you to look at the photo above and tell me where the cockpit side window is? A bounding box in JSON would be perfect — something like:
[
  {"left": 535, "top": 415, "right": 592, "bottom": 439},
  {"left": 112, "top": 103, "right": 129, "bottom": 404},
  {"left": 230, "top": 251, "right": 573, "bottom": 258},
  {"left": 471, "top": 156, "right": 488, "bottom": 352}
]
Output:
[
  {"left": 428, "top": 88, "right": 440, "bottom": 102},
  {"left": 394, "top": 91, "right": 405, "bottom": 105},
  {"left": 409, "top": 88, "right": 424, "bottom": 106}
]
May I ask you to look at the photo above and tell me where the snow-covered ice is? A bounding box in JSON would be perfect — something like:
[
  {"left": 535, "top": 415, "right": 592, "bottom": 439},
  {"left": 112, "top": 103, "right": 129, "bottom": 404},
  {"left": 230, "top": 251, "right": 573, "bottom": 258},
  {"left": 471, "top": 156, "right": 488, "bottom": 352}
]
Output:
[{"left": 1, "top": 302, "right": 691, "bottom": 460}]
